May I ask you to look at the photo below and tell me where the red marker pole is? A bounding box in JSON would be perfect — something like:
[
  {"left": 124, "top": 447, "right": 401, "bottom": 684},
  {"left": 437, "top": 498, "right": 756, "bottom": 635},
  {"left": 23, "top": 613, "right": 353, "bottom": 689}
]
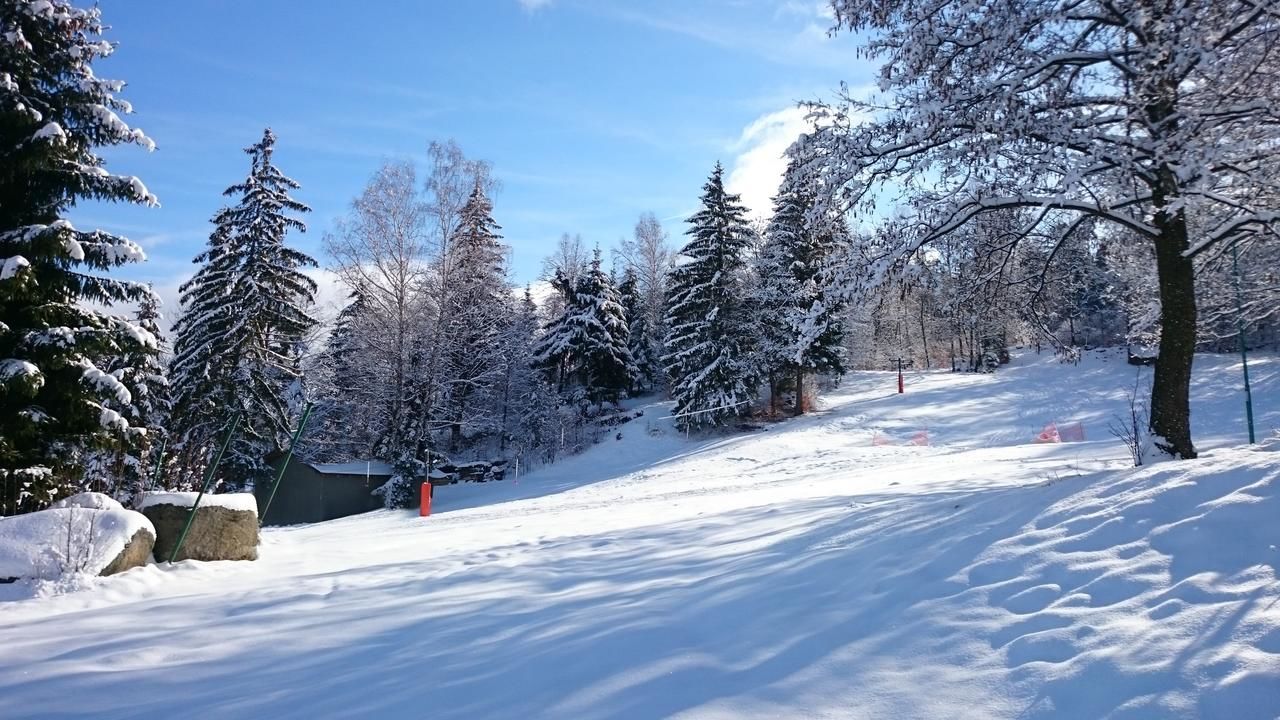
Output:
[
  {"left": 897, "top": 358, "right": 904, "bottom": 394},
  {"left": 420, "top": 480, "right": 432, "bottom": 517}
]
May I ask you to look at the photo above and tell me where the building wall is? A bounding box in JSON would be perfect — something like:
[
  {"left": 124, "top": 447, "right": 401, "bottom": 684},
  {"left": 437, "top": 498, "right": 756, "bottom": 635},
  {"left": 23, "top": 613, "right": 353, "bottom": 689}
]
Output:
[{"left": 259, "top": 458, "right": 393, "bottom": 526}]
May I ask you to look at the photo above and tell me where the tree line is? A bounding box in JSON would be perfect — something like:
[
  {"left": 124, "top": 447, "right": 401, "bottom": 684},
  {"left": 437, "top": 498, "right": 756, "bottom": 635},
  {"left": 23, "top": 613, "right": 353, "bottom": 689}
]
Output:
[{"left": 4, "top": 0, "right": 1275, "bottom": 514}]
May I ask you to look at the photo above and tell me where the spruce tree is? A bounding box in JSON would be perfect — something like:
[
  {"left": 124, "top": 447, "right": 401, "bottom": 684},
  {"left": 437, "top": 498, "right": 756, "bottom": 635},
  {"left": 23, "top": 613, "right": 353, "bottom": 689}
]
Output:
[
  {"left": 439, "top": 182, "right": 509, "bottom": 450},
  {"left": 0, "top": 1, "right": 159, "bottom": 511},
  {"left": 169, "top": 129, "right": 316, "bottom": 491},
  {"left": 534, "top": 248, "right": 636, "bottom": 405},
  {"left": 89, "top": 289, "right": 172, "bottom": 500},
  {"left": 532, "top": 269, "right": 580, "bottom": 393},
  {"left": 578, "top": 249, "right": 636, "bottom": 404},
  {"left": 663, "top": 163, "right": 758, "bottom": 430},
  {"left": 309, "top": 288, "right": 377, "bottom": 461},
  {"left": 755, "top": 161, "right": 847, "bottom": 415},
  {"left": 499, "top": 287, "right": 558, "bottom": 461},
  {"left": 618, "top": 267, "right": 659, "bottom": 394}
]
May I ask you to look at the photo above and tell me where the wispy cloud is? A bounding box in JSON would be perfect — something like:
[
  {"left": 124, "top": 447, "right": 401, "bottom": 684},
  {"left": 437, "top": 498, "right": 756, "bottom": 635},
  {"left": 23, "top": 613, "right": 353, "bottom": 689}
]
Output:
[
  {"left": 517, "top": 0, "right": 554, "bottom": 12},
  {"left": 590, "top": 1, "right": 863, "bottom": 72},
  {"left": 725, "top": 106, "right": 814, "bottom": 219}
]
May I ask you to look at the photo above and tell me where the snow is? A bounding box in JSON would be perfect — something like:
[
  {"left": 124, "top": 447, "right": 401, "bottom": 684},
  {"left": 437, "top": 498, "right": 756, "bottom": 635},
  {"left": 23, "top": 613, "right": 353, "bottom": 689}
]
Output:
[
  {"left": 0, "top": 358, "right": 41, "bottom": 385},
  {"left": 308, "top": 461, "right": 395, "bottom": 476},
  {"left": 33, "top": 121, "right": 66, "bottom": 144},
  {"left": 62, "top": 236, "right": 83, "bottom": 260},
  {"left": 0, "top": 506, "right": 153, "bottom": 582},
  {"left": 81, "top": 365, "right": 131, "bottom": 403},
  {"left": 1, "top": 349, "right": 1277, "bottom": 717},
  {"left": 49, "top": 492, "right": 123, "bottom": 512},
  {"left": 0, "top": 255, "right": 30, "bottom": 280},
  {"left": 98, "top": 406, "right": 125, "bottom": 430},
  {"left": 137, "top": 492, "right": 259, "bottom": 514}
]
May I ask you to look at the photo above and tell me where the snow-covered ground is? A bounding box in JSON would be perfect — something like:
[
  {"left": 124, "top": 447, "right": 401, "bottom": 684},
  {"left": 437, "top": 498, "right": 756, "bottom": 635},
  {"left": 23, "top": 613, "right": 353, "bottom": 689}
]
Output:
[{"left": 2, "top": 349, "right": 1278, "bottom": 719}]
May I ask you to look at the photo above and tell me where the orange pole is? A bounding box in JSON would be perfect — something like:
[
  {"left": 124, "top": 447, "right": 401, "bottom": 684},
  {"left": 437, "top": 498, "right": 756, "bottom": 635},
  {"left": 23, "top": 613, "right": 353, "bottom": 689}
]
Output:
[{"left": 420, "top": 480, "right": 432, "bottom": 517}]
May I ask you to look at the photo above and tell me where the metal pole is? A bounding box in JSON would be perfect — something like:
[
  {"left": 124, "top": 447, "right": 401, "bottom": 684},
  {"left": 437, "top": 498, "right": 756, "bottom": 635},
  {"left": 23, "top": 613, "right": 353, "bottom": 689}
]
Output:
[
  {"left": 147, "top": 435, "right": 168, "bottom": 492},
  {"left": 169, "top": 411, "right": 242, "bottom": 563},
  {"left": 1232, "top": 242, "right": 1256, "bottom": 444},
  {"left": 260, "top": 401, "right": 315, "bottom": 525}
]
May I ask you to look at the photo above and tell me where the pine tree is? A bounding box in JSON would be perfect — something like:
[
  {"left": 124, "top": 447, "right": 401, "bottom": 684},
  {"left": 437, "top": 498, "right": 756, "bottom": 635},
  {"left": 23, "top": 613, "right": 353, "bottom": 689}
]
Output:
[
  {"left": 618, "top": 267, "right": 659, "bottom": 393},
  {"left": 309, "top": 288, "right": 377, "bottom": 461},
  {"left": 578, "top": 249, "right": 636, "bottom": 403},
  {"left": 756, "top": 161, "right": 847, "bottom": 415},
  {"left": 663, "top": 163, "right": 758, "bottom": 430},
  {"left": 169, "top": 129, "right": 316, "bottom": 491},
  {"left": 534, "top": 248, "right": 636, "bottom": 405},
  {"left": 499, "top": 288, "right": 559, "bottom": 462},
  {"left": 439, "top": 182, "right": 510, "bottom": 450},
  {"left": 94, "top": 289, "right": 172, "bottom": 500},
  {"left": 533, "top": 269, "right": 580, "bottom": 393},
  {"left": 0, "top": 1, "right": 159, "bottom": 511}
]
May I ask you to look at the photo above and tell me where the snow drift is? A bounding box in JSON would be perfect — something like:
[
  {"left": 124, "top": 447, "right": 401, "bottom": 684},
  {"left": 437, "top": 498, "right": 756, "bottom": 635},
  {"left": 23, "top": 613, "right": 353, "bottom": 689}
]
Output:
[
  {"left": 0, "top": 350, "right": 1276, "bottom": 718},
  {"left": 0, "top": 500, "right": 154, "bottom": 582}
]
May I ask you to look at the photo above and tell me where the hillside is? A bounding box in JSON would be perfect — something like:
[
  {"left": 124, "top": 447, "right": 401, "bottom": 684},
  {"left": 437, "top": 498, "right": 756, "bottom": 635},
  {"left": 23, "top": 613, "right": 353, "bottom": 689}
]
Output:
[{"left": 1, "top": 349, "right": 1278, "bottom": 719}]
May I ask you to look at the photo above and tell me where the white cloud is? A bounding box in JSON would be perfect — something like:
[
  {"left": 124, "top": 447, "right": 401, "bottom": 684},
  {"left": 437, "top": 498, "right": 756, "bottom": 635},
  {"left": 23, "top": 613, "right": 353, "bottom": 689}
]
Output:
[
  {"left": 598, "top": 3, "right": 861, "bottom": 71},
  {"left": 517, "top": 0, "right": 553, "bottom": 12},
  {"left": 104, "top": 266, "right": 346, "bottom": 343},
  {"left": 306, "top": 267, "right": 348, "bottom": 328},
  {"left": 725, "top": 106, "right": 814, "bottom": 220}
]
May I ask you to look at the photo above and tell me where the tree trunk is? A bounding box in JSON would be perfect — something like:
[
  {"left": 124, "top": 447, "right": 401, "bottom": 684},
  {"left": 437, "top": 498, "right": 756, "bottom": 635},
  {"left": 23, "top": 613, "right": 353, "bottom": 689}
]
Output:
[
  {"left": 1149, "top": 204, "right": 1198, "bottom": 459},
  {"left": 794, "top": 367, "right": 805, "bottom": 417},
  {"left": 919, "top": 301, "right": 930, "bottom": 369}
]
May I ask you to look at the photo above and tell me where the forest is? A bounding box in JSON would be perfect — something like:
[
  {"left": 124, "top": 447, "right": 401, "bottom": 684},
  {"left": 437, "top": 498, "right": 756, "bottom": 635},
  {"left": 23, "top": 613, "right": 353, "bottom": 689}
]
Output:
[{"left": 2, "top": 0, "right": 1276, "bottom": 514}]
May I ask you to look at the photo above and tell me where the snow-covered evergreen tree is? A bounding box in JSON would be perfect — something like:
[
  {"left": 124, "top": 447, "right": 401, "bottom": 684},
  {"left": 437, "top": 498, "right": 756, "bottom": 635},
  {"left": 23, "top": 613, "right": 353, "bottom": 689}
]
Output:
[
  {"left": 89, "top": 289, "right": 172, "bottom": 500},
  {"left": 579, "top": 249, "right": 636, "bottom": 403},
  {"left": 618, "top": 267, "right": 659, "bottom": 394},
  {"left": 499, "top": 287, "right": 559, "bottom": 463},
  {"left": 663, "top": 163, "right": 759, "bottom": 430},
  {"left": 534, "top": 248, "right": 636, "bottom": 405},
  {"left": 754, "top": 160, "right": 847, "bottom": 414},
  {"left": 1, "top": 0, "right": 159, "bottom": 512},
  {"left": 439, "top": 182, "right": 510, "bottom": 450},
  {"left": 169, "top": 129, "right": 317, "bottom": 491},
  {"left": 533, "top": 269, "right": 579, "bottom": 393},
  {"left": 308, "top": 289, "right": 378, "bottom": 461}
]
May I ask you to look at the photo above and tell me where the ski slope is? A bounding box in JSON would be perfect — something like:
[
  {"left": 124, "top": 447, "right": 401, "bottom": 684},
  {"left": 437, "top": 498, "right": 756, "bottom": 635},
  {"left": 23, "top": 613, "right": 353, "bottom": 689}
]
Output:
[{"left": 2, "top": 349, "right": 1278, "bottom": 719}]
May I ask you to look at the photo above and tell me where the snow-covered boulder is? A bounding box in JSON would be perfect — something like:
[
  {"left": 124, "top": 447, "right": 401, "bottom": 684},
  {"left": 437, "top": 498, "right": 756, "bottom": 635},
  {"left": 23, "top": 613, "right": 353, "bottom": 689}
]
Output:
[
  {"left": 0, "top": 506, "right": 155, "bottom": 582},
  {"left": 48, "top": 491, "right": 124, "bottom": 512},
  {"left": 139, "top": 492, "right": 259, "bottom": 562}
]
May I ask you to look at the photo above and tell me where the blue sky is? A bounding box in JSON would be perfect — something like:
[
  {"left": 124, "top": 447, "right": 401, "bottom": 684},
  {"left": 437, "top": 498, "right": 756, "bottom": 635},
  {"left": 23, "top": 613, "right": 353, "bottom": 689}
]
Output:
[{"left": 77, "top": 0, "right": 872, "bottom": 316}]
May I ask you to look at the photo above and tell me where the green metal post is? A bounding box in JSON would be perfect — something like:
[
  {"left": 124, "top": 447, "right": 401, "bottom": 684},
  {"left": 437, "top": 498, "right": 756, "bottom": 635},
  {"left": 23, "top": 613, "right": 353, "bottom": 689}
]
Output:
[
  {"left": 147, "top": 436, "right": 168, "bottom": 492},
  {"left": 1232, "top": 242, "right": 1256, "bottom": 444},
  {"left": 168, "top": 411, "right": 242, "bottom": 563},
  {"left": 260, "top": 401, "right": 315, "bottom": 525}
]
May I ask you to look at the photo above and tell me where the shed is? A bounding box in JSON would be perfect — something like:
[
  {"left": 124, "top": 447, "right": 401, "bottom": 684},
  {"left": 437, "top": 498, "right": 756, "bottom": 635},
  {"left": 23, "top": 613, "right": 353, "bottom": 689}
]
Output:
[{"left": 257, "top": 458, "right": 395, "bottom": 526}]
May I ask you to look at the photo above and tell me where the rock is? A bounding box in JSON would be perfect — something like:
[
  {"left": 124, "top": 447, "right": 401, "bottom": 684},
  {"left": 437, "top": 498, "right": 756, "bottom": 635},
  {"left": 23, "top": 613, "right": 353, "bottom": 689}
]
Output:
[
  {"left": 99, "top": 527, "right": 155, "bottom": 576},
  {"left": 142, "top": 502, "right": 259, "bottom": 562}
]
